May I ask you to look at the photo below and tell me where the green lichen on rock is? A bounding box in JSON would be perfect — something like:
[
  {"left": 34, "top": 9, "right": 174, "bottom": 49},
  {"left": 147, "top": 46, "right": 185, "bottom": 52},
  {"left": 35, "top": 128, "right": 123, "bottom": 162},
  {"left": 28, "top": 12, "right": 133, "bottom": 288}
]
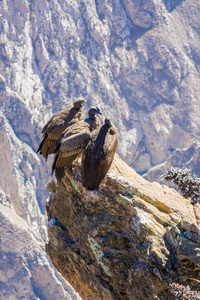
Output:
[
  {"left": 88, "top": 235, "right": 112, "bottom": 277},
  {"left": 46, "top": 155, "right": 200, "bottom": 300}
]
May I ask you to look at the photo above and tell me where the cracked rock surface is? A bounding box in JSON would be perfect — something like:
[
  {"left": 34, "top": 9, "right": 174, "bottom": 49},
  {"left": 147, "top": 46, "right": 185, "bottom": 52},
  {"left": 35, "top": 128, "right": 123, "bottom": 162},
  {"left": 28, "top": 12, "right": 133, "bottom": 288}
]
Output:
[
  {"left": 1, "top": 0, "right": 200, "bottom": 297},
  {"left": 46, "top": 155, "right": 200, "bottom": 300},
  {"left": 1, "top": 0, "right": 200, "bottom": 174},
  {"left": 0, "top": 188, "right": 81, "bottom": 300}
]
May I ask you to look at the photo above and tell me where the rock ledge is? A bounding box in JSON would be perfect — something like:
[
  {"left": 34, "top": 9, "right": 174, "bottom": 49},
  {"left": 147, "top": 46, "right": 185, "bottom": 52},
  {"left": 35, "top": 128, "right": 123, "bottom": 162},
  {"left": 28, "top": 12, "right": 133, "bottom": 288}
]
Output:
[{"left": 46, "top": 155, "right": 200, "bottom": 300}]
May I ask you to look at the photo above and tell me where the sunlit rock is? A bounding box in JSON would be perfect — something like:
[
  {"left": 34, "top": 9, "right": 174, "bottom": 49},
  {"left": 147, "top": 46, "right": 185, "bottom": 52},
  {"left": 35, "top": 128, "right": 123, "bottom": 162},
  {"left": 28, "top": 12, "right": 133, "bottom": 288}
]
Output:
[{"left": 46, "top": 155, "right": 200, "bottom": 299}]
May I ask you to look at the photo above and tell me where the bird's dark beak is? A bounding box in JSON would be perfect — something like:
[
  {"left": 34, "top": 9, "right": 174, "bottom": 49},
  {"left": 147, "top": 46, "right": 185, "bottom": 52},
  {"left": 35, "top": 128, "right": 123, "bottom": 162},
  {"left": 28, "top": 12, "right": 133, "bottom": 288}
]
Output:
[{"left": 96, "top": 107, "right": 102, "bottom": 115}]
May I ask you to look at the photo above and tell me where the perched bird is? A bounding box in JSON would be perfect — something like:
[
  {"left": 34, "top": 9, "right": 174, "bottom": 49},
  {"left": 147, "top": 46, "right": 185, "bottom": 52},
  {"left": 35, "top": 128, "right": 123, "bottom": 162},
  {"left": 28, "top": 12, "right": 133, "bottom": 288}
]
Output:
[
  {"left": 52, "top": 107, "right": 102, "bottom": 180},
  {"left": 37, "top": 98, "right": 86, "bottom": 160},
  {"left": 82, "top": 118, "right": 118, "bottom": 190}
]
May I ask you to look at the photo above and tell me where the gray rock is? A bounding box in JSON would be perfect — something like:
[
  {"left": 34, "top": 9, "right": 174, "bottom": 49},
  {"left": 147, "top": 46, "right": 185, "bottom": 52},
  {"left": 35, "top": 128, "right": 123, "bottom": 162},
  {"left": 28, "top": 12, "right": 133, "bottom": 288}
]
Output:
[
  {"left": 1, "top": 0, "right": 200, "bottom": 297},
  {"left": 0, "top": 189, "right": 81, "bottom": 300},
  {"left": 46, "top": 155, "right": 200, "bottom": 299}
]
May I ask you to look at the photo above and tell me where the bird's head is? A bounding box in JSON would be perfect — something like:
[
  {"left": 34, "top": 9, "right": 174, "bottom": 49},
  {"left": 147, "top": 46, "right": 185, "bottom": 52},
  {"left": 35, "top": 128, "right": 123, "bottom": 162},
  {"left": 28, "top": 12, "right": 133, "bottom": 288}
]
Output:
[
  {"left": 105, "top": 118, "right": 113, "bottom": 128},
  {"left": 88, "top": 106, "right": 102, "bottom": 117},
  {"left": 74, "top": 98, "right": 86, "bottom": 109}
]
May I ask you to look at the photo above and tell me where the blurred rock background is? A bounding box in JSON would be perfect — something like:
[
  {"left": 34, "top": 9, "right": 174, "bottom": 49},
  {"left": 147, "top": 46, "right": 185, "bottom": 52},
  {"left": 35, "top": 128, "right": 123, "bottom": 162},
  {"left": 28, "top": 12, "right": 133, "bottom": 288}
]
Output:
[{"left": 0, "top": 0, "right": 200, "bottom": 298}]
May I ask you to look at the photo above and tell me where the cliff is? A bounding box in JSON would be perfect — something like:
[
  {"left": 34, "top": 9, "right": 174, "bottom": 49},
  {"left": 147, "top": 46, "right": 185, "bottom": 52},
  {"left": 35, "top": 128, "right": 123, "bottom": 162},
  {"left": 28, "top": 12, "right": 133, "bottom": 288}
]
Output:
[
  {"left": 0, "top": 114, "right": 80, "bottom": 298},
  {"left": 1, "top": 0, "right": 200, "bottom": 297},
  {"left": 144, "top": 141, "right": 200, "bottom": 185},
  {"left": 0, "top": 187, "right": 81, "bottom": 300},
  {"left": 46, "top": 155, "right": 200, "bottom": 300},
  {"left": 1, "top": 0, "right": 200, "bottom": 174}
]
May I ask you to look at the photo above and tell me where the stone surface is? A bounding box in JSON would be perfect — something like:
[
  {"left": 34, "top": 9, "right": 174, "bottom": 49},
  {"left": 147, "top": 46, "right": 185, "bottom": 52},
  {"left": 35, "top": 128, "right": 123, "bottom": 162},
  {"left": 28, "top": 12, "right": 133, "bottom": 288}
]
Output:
[
  {"left": 1, "top": 0, "right": 200, "bottom": 173},
  {"left": 0, "top": 111, "right": 81, "bottom": 298},
  {"left": 1, "top": 0, "right": 200, "bottom": 297},
  {"left": 144, "top": 142, "right": 200, "bottom": 186},
  {"left": 46, "top": 155, "right": 200, "bottom": 300},
  {"left": 0, "top": 188, "right": 81, "bottom": 300}
]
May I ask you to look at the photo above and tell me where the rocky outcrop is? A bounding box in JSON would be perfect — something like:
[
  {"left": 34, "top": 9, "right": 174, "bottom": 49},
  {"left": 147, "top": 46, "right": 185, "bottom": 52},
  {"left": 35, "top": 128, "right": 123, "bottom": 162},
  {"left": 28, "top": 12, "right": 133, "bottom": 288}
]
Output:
[
  {"left": 1, "top": 0, "right": 200, "bottom": 297},
  {"left": 144, "top": 142, "right": 200, "bottom": 186},
  {"left": 0, "top": 112, "right": 81, "bottom": 298},
  {"left": 1, "top": 0, "right": 200, "bottom": 173},
  {"left": 46, "top": 155, "right": 200, "bottom": 300},
  {"left": 0, "top": 188, "right": 81, "bottom": 300}
]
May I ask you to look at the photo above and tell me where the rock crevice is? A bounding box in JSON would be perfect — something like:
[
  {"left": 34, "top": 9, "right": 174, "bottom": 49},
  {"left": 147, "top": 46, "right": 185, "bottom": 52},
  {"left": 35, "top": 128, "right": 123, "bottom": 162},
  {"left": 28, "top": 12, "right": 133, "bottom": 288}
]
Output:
[{"left": 46, "top": 155, "right": 200, "bottom": 299}]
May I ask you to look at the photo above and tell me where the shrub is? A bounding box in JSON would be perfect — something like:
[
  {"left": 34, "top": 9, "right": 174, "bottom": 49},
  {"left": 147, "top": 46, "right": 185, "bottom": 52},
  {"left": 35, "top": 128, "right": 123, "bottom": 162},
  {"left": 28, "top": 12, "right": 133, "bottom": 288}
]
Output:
[{"left": 165, "top": 167, "right": 200, "bottom": 204}]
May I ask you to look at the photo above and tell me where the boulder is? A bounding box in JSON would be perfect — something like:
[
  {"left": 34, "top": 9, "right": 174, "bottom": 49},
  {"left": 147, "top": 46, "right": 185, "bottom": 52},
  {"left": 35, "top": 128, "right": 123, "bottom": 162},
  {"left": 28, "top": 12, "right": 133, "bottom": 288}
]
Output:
[{"left": 46, "top": 154, "right": 200, "bottom": 299}]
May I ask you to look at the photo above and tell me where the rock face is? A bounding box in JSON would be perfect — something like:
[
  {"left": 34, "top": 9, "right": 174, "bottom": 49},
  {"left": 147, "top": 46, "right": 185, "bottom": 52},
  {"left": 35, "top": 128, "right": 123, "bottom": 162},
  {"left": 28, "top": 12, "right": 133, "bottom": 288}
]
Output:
[
  {"left": 0, "top": 113, "right": 81, "bottom": 297},
  {"left": 1, "top": 0, "right": 200, "bottom": 297},
  {"left": 144, "top": 142, "right": 200, "bottom": 185},
  {"left": 46, "top": 155, "right": 200, "bottom": 300},
  {"left": 0, "top": 188, "right": 81, "bottom": 300},
  {"left": 1, "top": 0, "right": 200, "bottom": 173}
]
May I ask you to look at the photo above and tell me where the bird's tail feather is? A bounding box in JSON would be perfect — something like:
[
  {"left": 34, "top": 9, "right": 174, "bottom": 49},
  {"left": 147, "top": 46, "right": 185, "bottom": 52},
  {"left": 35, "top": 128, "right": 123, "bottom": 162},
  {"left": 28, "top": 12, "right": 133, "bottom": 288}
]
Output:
[
  {"left": 52, "top": 152, "right": 59, "bottom": 174},
  {"left": 37, "top": 134, "right": 48, "bottom": 153}
]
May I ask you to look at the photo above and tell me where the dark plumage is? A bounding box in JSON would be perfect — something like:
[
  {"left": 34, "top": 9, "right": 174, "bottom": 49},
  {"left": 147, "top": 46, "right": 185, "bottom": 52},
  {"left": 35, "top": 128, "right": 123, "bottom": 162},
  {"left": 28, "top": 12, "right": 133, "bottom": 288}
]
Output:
[
  {"left": 52, "top": 107, "right": 102, "bottom": 179},
  {"left": 37, "top": 98, "right": 86, "bottom": 160},
  {"left": 82, "top": 118, "right": 118, "bottom": 190}
]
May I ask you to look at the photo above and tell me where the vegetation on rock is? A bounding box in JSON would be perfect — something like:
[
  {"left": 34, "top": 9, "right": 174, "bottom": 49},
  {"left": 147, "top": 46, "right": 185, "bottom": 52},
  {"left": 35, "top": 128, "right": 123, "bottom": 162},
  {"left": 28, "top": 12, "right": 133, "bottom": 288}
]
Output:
[
  {"left": 170, "top": 282, "right": 200, "bottom": 299},
  {"left": 165, "top": 167, "right": 200, "bottom": 204},
  {"left": 46, "top": 156, "right": 200, "bottom": 299}
]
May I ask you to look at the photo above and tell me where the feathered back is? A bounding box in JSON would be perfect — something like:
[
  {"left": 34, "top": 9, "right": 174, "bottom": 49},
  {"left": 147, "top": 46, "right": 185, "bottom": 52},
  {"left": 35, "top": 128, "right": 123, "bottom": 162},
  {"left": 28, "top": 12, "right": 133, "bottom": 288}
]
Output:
[
  {"left": 82, "top": 123, "right": 118, "bottom": 190},
  {"left": 37, "top": 105, "right": 84, "bottom": 160}
]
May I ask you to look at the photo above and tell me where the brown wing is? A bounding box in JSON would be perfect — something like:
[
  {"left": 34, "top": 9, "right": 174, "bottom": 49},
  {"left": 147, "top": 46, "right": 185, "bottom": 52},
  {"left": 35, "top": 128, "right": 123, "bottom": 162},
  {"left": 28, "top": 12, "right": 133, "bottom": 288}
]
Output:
[
  {"left": 45, "top": 107, "right": 82, "bottom": 136},
  {"left": 37, "top": 134, "right": 58, "bottom": 159},
  {"left": 84, "top": 115, "right": 101, "bottom": 132},
  {"left": 64, "top": 119, "right": 91, "bottom": 136},
  {"left": 52, "top": 152, "right": 78, "bottom": 170},
  {"left": 42, "top": 107, "right": 71, "bottom": 134},
  {"left": 53, "top": 120, "right": 90, "bottom": 153},
  {"left": 102, "top": 126, "right": 117, "bottom": 154},
  {"left": 52, "top": 131, "right": 91, "bottom": 174},
  {"left": 82, "top": 126, "right": 118, "bottom": 190},
  {"left": 38, "top": 107, "right": 83, "bottom": 159},
  {"left": 100, "top": 132, "right": 118, "bottom": 171},
  {"left": 60, "top": 131, "right": 91, "bottom": 157}
]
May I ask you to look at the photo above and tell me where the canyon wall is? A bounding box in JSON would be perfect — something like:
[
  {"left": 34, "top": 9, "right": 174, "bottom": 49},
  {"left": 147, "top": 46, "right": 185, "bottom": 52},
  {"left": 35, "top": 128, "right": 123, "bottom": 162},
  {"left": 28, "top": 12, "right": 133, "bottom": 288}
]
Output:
[
  {"left": 46, "top": 155, "right": 200, "bottom": 299},
  {"left": 1, "top": 0, "right": 200, "bottom": 298}
]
